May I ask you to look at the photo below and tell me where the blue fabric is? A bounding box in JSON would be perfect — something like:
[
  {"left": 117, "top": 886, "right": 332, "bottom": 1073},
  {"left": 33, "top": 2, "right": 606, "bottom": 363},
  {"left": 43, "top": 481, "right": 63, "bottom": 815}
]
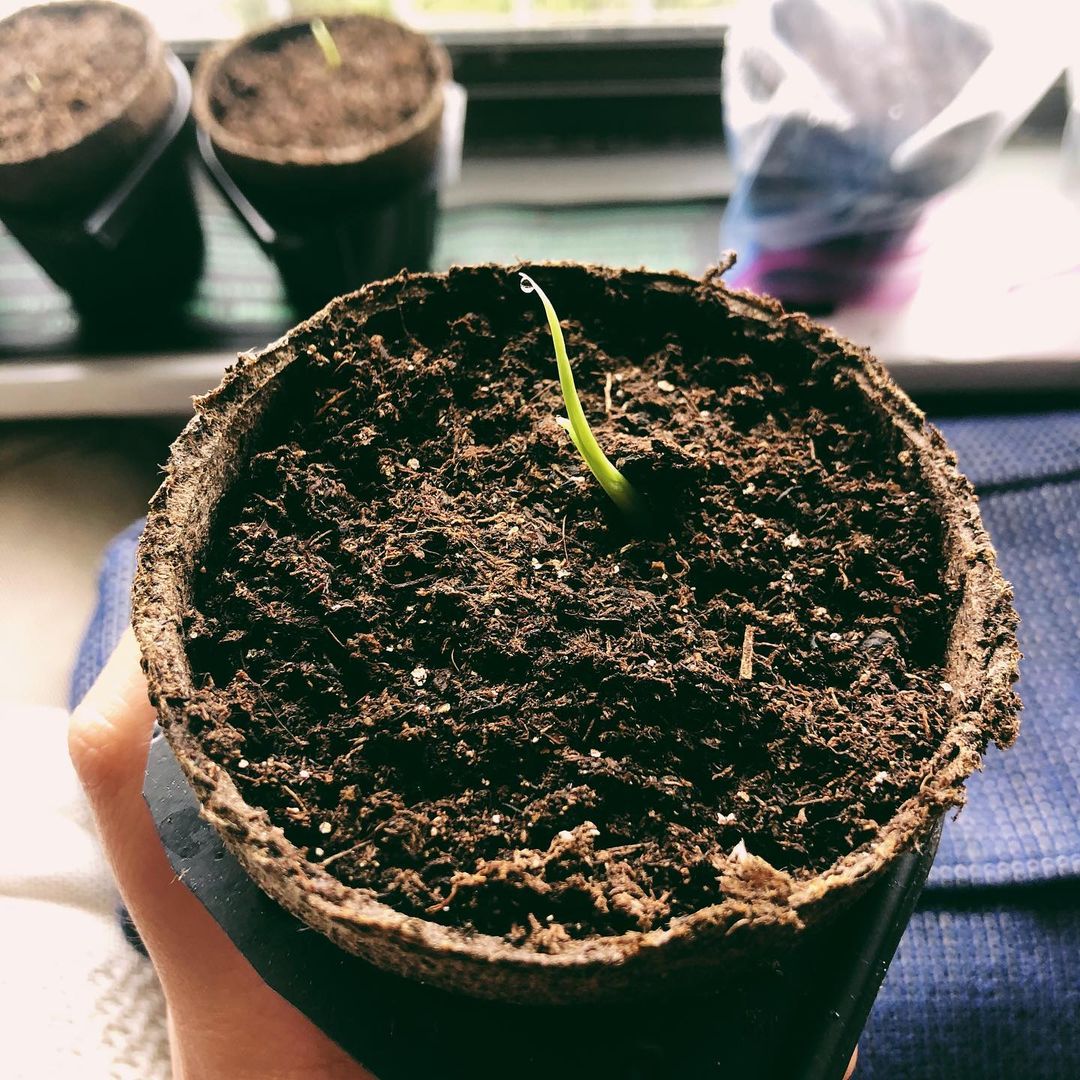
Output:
[
  {"left": 69, "top": 518, "right": 143, "bottom": 710},
  {"left": 71, "top": 410, "right": 1080, "bottom": 1078},
  {"left": 928, "top": 413, "right": 1080, "bottom": 888}
]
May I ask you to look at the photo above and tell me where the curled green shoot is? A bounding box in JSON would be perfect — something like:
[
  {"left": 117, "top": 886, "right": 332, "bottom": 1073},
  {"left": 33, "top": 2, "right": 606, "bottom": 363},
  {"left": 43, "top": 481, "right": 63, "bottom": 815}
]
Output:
[
  {"left": 519, "top": 272, "right": 643, "bottom": 521},
  {"left": 310, "top": 17, "right": 342, "bottom": 70}
]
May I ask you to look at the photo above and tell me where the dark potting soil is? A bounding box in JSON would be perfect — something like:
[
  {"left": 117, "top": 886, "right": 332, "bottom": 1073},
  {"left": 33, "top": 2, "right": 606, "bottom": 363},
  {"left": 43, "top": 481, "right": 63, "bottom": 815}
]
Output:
[
  {"left": 205, "top": 18, "right": 437, "bottom": 153},
  {"left": 0, "top": 4, "right": 148, "bottom": 163},
  {"left": 186, "top": 266, "right": 960, "bottom": 947}
]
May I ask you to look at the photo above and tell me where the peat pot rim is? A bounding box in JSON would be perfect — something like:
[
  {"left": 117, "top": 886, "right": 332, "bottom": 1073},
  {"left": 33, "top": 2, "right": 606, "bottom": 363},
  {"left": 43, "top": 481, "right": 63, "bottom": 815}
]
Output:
[
  {"left": 0, "top": 0, "right": 168, "bottom": 172},
  {"left": 191, "top": 12, "right": 450, "bottom": 175},
  {"left": 133, "top": 263, "right": 1020, "bottom": 1004}
]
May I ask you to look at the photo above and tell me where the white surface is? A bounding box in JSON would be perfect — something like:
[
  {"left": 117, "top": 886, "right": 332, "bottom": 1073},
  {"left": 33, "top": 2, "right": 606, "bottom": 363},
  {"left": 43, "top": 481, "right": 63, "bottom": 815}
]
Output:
[
  {"left": 828, "top": 150, "right": 1080, "bottom": 381},
  {"left": 0, "top": 704, "right": 170, "bottom": 1079}
]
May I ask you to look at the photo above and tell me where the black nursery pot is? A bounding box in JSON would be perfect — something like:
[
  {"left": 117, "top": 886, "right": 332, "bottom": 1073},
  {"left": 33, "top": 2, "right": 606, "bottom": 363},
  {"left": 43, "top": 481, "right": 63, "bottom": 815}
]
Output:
[
  {"left": 0, "top": 4, "right": 203, "bottom": 318},
  {"left": 144, "top": 728, "right": 940, "bottom": 1080},
  {"left": 197, "top": 126, "right": 438, "bottom": 317},
  {"left": 192, "top": 14, "right": 452, "bottom": 314}
]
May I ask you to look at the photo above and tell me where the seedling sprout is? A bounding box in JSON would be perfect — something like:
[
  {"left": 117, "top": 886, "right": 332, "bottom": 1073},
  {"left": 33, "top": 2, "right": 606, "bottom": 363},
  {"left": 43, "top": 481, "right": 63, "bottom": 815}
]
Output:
[
  {"left": 519, "top": 272, "right": 643, "bottom": 521},
  {"left": 310, "top": 17, "right": 342, "bottom": 70}
]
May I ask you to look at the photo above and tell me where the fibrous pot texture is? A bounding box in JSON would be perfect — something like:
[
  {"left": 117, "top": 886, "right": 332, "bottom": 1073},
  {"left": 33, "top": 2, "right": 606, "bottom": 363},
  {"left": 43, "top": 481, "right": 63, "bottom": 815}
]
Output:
[{"left": 134, "top": 264, "right": 1019, "bottom": 1004}]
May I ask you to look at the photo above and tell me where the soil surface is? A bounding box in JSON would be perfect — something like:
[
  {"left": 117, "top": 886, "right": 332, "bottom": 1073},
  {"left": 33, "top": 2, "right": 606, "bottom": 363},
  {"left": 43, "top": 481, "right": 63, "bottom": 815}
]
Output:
[
  {"left": 206, "top": 18, "right": 438, "bottom": 153},
  {"left": 186, "top": 266, "right": 960, "bottom": 947},
  {"left": 0, "top": 4, "right": 148, "bottom": 162}
]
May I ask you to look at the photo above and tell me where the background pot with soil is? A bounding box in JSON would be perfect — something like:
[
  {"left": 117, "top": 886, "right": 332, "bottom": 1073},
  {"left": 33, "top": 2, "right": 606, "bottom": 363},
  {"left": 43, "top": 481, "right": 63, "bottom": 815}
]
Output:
[
  {"left": 134, "top": 263, "right": 1019, "bottom": 1015},
  {"left": 0, "top": 1, "right": 203, "bottom": 317},
  {"left": 193, "top": 13, "right": 455, "bottom": 314}
]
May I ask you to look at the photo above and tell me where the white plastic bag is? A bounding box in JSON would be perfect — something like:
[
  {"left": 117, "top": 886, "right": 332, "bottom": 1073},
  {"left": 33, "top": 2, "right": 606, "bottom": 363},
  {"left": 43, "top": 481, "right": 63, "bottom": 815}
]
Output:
[{"left": 722, "top": 0, "right": 1072, "bottom": 308}]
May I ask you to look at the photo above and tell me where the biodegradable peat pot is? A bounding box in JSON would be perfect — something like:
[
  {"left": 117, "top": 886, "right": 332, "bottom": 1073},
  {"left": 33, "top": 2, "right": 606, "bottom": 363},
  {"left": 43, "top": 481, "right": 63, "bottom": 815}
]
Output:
[
  {"left": 133, "top": 263, "right": 1020, "bottom": 1006},
  {"left": 0, "top": 1, "right": 203, "bottom": 314},
  {"left": 192, "top": 14, "right": 451, "bottom": 313}
]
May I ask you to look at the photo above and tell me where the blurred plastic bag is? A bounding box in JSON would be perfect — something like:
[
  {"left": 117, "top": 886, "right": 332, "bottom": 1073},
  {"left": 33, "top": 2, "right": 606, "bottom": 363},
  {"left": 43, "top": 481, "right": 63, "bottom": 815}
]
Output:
[{"left": 721, "top": 0, "right": 1070, "bottom": 310}]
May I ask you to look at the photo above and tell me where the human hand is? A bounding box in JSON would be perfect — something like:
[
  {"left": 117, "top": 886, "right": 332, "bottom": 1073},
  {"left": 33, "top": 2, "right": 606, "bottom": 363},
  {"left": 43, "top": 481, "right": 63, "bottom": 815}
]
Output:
[{"left": 68, "top": 630, "right": 373, "bottom": 1080}]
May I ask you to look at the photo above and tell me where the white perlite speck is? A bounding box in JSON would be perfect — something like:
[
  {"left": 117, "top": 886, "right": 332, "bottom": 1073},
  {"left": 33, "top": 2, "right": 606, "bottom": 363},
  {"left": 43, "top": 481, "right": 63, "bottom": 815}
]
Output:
[
  {"left": 657, "top": 379, "right": 676, "bottom": 392},
  {"left": 783, "top": 532, "right": 802, "bottom": 549},
  {"left": 411, "top": 666, "right": 427, "bottom": 687},
  {"left": 407, "top": 457, "right": 420, "bottom": 469},
  {"left": 318, "top": 821, "right": 333, "bottom": 835}
]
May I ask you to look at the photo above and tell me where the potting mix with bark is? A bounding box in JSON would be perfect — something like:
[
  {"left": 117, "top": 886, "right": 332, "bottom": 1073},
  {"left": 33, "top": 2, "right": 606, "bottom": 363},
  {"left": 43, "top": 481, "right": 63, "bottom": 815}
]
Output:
[{"left": 183, "top": 266, "right": 970, "bottom": 950}]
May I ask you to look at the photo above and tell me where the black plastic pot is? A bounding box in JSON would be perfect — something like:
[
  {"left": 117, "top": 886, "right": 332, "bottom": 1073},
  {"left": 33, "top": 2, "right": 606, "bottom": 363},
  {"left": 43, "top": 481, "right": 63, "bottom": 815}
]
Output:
[
  {"left": 197, "top": 126, "right": 438, "bottom": 315},
  {"left": 145, "top": 727, "right": 940, "bottom": 1080},
  {"left": 191, "top": 14, "right": 453, "bottom": 316},
  {"left": 0, "top": 53, "right": 203, "bottom": 319}
]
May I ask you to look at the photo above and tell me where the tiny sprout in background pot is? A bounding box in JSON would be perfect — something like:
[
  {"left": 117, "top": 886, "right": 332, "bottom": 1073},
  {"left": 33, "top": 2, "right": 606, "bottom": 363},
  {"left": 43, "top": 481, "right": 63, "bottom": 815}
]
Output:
[
  {"left": 309, "top": 17, "right": 342, "bottom": 70},
  {"left": 519, "top": 272, "right": 644, "bottom": 523}
]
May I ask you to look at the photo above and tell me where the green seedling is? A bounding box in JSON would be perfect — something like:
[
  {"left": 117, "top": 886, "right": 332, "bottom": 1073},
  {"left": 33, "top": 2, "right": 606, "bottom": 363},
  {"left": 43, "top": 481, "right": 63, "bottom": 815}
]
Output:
[
  {"left": 310, "top": 17, "right": 342, "bottom": 70},
  {"left": 519, "top": 272, "right": 643, "bottom": 521}
]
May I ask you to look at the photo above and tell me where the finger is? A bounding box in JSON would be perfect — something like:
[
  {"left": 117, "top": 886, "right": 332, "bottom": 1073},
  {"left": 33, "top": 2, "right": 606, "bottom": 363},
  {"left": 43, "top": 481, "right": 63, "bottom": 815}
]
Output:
[
  {"left": 844, "top": 1046, "right": 858, "bottom": 1079},
  {"left": 69, "top": 631, "right": 371, "bottom": 1078}
]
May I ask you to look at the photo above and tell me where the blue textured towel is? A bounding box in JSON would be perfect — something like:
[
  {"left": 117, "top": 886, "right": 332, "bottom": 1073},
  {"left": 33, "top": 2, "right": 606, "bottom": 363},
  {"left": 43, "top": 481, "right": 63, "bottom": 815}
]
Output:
[{"left": 71, "top": 410, "right": 1080, "bottom": 1080}]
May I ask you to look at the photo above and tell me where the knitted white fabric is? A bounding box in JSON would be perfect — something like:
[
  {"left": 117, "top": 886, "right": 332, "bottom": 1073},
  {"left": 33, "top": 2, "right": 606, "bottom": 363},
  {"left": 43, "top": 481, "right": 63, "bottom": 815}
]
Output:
[{"left": 0, "top": 705, "right": 171, "bottom": 1080}]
